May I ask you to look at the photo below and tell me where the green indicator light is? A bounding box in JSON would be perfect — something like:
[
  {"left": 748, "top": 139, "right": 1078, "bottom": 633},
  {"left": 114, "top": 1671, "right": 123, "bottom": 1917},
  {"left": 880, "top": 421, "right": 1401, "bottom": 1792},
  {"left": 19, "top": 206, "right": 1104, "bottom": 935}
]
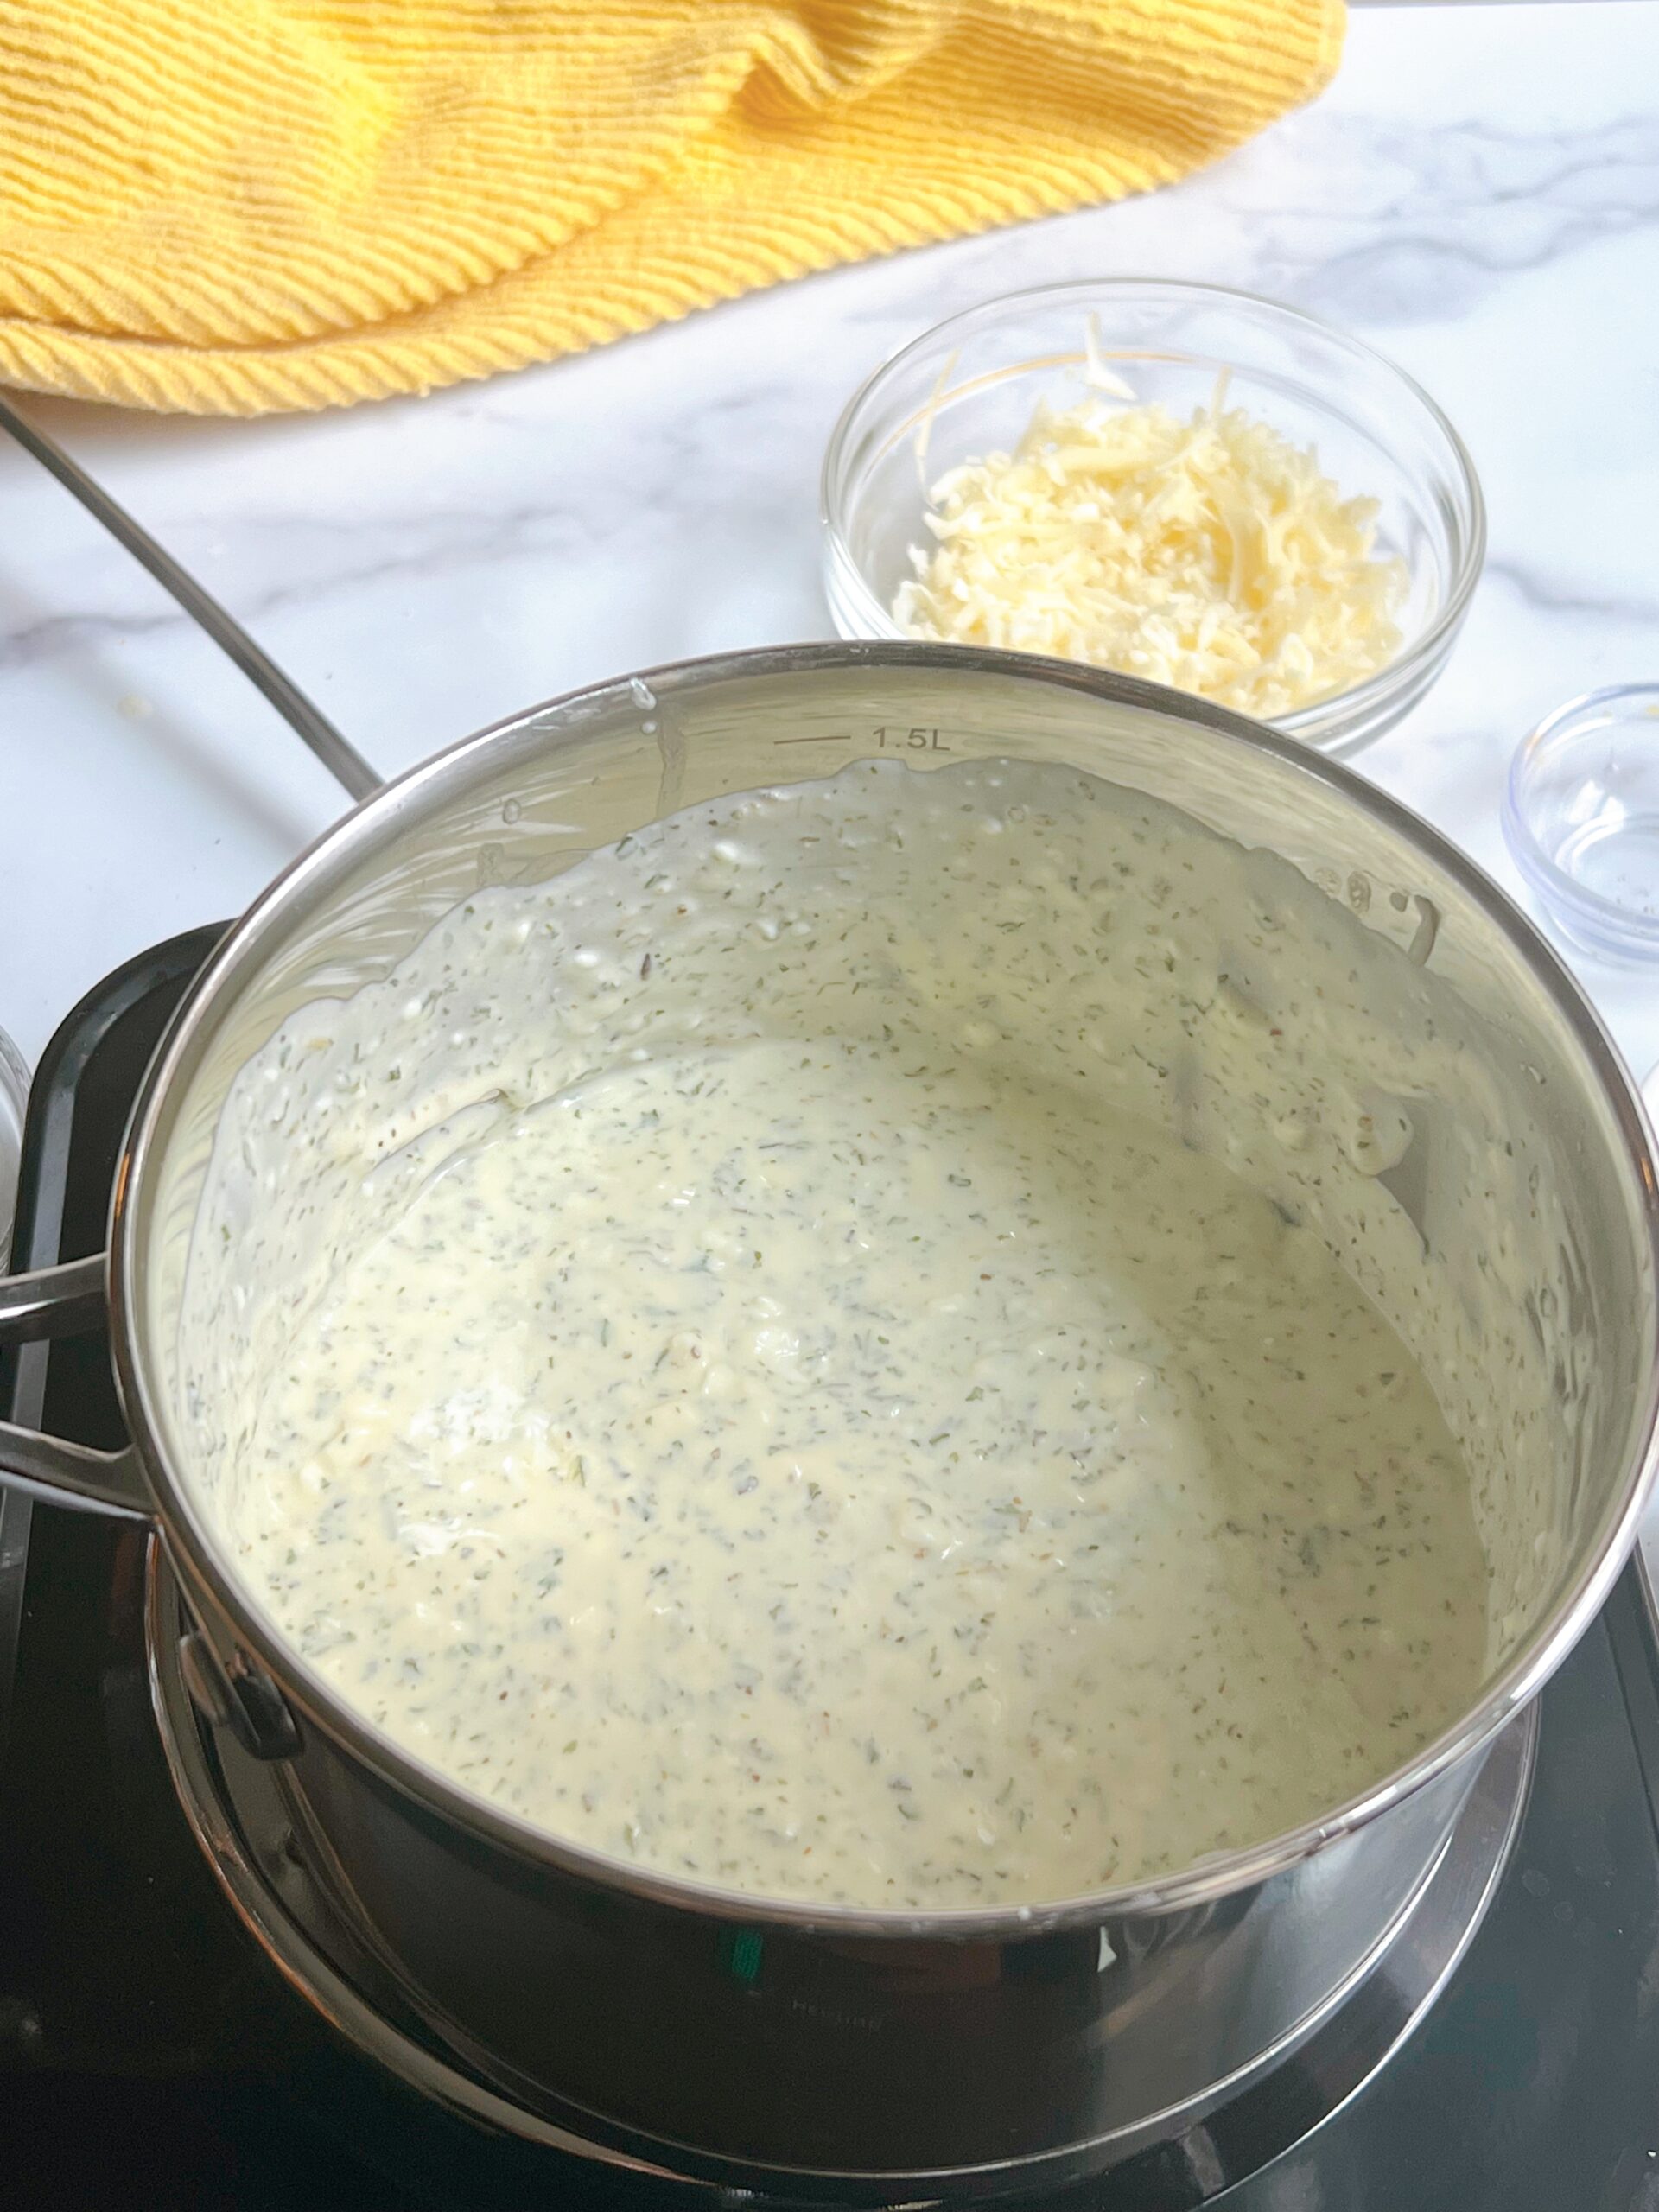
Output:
[{"left": 726, "top": 1928, "right": 765, "bottom": 1986}]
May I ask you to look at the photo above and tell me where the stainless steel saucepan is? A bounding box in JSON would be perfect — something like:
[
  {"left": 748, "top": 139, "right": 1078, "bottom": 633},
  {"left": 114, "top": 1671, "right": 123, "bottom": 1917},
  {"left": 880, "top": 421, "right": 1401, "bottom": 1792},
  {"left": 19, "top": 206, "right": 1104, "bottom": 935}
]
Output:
[{"left": 0, "top": 416, "right": 1655, "bottom": 2196}]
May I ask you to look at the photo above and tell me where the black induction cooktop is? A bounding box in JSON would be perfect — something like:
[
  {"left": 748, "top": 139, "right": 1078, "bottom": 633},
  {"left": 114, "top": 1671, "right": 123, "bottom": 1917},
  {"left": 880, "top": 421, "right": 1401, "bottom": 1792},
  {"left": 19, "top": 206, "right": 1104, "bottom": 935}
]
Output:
[{"left": 3, "top": 928, "right": 1658, "bottom": 2211}]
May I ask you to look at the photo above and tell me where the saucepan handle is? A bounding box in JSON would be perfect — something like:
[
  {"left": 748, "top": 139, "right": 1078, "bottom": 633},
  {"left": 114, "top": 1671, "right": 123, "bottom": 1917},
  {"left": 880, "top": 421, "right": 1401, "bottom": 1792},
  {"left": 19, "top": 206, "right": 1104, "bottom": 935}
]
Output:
[
  {"left": 0, "top": 1253, "right": 107, "bottom": 1339},
  {"left": 0, "top": 1253, "right": 152, "bottom": 1521},
  {"left": 0, "top": 394, "right": 377, "bottom": 1527}
]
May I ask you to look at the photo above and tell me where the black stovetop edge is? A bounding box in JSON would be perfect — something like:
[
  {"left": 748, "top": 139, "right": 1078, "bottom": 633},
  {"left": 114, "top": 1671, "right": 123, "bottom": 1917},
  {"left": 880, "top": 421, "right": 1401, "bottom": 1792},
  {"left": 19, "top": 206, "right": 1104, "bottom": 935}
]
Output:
[{"left": 0, "top": 925, "right": 226, "bottom": 1758}]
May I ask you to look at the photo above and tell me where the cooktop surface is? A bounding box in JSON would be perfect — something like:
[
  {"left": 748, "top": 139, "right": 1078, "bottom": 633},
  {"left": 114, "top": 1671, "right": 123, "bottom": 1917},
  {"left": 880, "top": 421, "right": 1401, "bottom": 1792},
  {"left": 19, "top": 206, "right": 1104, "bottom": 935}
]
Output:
[{"left": 3, "top": 929, "right": 1658, "bottom": 2210}]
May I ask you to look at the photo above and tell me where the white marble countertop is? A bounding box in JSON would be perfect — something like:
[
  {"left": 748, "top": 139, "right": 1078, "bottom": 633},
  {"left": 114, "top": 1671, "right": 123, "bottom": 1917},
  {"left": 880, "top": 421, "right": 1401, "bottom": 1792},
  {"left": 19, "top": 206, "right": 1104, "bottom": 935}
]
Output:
[{"left": 1, "top": 0, "right": 1656, "bottom": 1094}]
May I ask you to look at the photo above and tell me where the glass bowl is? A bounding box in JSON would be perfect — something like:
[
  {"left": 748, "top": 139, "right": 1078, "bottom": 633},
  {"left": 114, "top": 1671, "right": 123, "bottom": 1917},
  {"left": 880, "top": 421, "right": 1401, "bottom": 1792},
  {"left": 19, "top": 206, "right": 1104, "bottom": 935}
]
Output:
[
  {"left": 1503, "top": 684, "right": 1659, "bottom": 965},
  {"left": 822, "top": 278, "right": 1485, "bottom": 758}
]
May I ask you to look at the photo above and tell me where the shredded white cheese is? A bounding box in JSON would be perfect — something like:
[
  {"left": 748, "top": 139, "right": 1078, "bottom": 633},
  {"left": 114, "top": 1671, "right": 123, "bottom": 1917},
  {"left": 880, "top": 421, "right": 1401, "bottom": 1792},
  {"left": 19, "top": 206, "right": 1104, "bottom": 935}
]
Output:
[{"left": 893, "top": 391, "right": 1408, "bottom": 720}]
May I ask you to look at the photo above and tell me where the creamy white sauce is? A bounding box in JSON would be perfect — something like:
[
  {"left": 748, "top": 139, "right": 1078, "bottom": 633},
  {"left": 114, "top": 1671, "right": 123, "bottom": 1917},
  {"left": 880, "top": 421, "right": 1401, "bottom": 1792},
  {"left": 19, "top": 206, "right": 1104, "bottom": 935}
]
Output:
[{"left": 188, "top": 759, "right": 1490, "bottom": 1910}]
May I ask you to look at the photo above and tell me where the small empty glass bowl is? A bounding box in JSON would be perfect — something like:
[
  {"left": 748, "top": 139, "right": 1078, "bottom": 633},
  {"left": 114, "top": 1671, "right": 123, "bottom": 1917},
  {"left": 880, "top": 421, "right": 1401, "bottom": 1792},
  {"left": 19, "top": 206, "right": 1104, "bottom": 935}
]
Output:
[
  {"left": 822, "top": 278, "right": 1485, "bottom": 757},
  {"left": 1503, "top": 685, "right": 1659, "bottom": 965}
]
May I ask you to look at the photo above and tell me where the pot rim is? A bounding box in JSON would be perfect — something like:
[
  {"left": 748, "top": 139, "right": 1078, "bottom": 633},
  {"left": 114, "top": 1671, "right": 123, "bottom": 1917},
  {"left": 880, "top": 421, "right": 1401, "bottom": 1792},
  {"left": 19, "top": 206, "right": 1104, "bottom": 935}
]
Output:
[{"left": 108, "top": 639, "right": 1659, "bottom": 1936}]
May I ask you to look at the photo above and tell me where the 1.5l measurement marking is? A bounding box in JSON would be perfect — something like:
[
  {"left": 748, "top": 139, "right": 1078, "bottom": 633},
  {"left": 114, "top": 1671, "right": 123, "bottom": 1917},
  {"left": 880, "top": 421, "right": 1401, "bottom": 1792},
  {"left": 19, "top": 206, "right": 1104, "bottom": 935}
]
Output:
[
  {"left": 772, "top": 727, "right": 951, "bottom": 753},
  {"left": 874, "top": 726, "right": 950, "bottom": 751}
]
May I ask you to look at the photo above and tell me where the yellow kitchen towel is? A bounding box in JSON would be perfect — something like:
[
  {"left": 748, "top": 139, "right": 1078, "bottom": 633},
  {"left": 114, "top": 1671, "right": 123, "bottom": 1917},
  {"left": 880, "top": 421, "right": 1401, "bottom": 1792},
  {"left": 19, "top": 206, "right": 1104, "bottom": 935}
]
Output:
[{"left": 0, "top": 1, "right": 1343, "bottom": 416}]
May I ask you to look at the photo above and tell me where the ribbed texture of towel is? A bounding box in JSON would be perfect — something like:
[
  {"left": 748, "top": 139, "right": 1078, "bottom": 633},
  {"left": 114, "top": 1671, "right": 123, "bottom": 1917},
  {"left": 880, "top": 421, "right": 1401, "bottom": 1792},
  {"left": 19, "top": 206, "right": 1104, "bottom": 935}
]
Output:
[{"left": 0, "top": 1, "right": 1343, "bottom": 415}]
